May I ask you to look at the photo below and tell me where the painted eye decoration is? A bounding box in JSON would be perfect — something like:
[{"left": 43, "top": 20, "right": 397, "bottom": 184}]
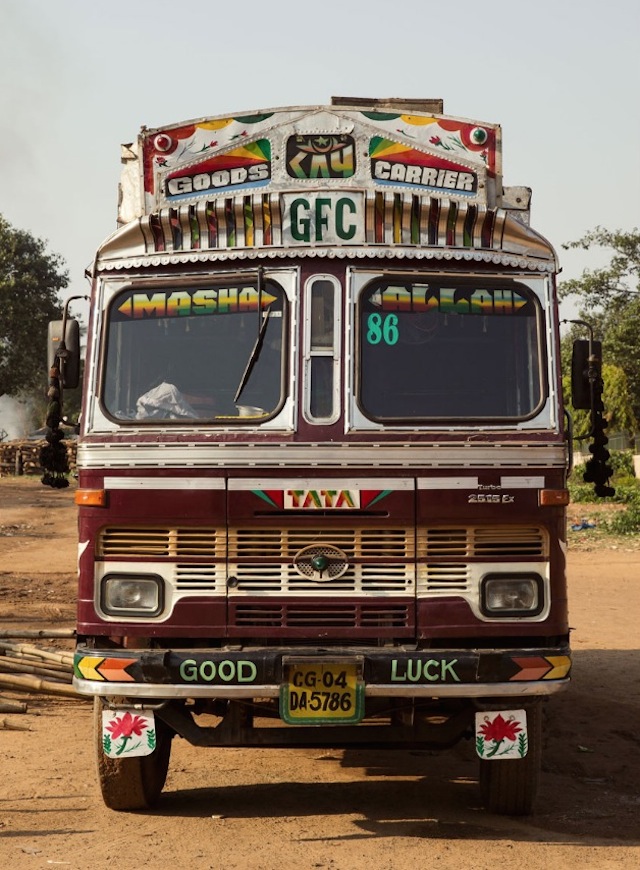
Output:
[
  {"left": 153, "top": 133, "right": 175, "bottom": 153},
  {"left": 470, "top": 127, "right": 488, "bottom": 146}
]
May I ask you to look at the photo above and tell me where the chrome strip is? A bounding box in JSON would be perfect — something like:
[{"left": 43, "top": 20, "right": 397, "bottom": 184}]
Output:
[
  {"left": 401, "top": 193, "right": 412, "bottom": 243},
  {"left": 194, "top": 201, "right": 209, "bottom": 247},
  {"left": 178, "top": 208, "right": 193, "bottom": 252},
  {"left": 103, "top": 477, "right": 225, "bottom": 490},
  {"left": 159, "top": 211, "right": 174, "bottom": 251},
  {"left": 454, "top": 200, "right": 468, "bottom": 246},
  {"left": 365, "top": 681, "right": 568, "bottom": 698},
  {"left": 78, "top": 442, "right": 567, "bottom": 471},
  {"left": 74, "top": 678, "right": 568, "bottom": 699},
  {"left": 418, "top": 476, "right": 548, "bottom": 490},
  {"left": 228, "top": 477, "right": 414, "bottom": 490},
  {"left": 73, "top": 679, "right": 279, "bottom": 699}
]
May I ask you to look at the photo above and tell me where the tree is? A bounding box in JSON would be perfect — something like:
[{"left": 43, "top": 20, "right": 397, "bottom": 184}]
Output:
[
  {"left": 561, "top": 354, "right": 637, "bottom": 439},
  {"left": 561, "top": 227, "right": 640, "bottom": 424},
  {"left": 560, "top": 227, "right": 640, "bottom": 308},
  {"left": 0, "top": 215, "right": 68, "bottom": 397}
]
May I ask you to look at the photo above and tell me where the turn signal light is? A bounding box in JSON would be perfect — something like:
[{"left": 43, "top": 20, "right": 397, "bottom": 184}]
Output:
[
  {"left": 539, "top": 489, "right": 570, "bottom": 506},
  {"left": 75, "top": 489, "right": 107, "bottom": 507}
]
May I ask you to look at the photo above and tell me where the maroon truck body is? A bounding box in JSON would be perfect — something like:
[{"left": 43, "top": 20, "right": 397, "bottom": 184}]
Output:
[{"left": 71, "top": 100, "right": 571, "bottom": 813}]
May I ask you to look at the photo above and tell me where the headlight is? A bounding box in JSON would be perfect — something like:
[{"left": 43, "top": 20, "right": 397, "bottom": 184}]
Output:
[
  {"left": 481, "top": 574, "right": 543, "bottom": 617},
  {"left": 101, "top": 574, "right": 164, "bottom": 617}
]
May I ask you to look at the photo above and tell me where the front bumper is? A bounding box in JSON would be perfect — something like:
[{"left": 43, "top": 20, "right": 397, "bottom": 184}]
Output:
[{"left": 74, "top": 644, "right": 571, "bottom": 699}]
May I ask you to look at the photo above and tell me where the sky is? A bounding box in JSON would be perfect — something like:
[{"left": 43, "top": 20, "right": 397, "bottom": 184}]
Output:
[{"left": 1, "top": 0, "right": 639, "bottom": 329}]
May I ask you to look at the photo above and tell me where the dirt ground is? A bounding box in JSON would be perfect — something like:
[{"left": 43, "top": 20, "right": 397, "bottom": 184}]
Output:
[{"left": 0, "top": 478, "right": 638, "bottom": 870}]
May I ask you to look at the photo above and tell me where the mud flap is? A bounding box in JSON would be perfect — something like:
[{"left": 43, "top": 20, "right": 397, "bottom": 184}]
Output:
[
  {"left": 101, "top": 708, "right": 157, "bottom": 759},
  {"left": 475, "top": 709, "right": 529, "bottom": 760}
]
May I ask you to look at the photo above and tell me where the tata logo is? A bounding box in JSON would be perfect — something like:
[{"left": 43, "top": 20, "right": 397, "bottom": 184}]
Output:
[{"left": 284, "top": 490, "right": 360, "bottom": 509}]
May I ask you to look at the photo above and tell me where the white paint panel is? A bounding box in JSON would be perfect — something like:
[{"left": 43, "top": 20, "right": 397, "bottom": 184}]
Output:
[
  {"left": 500, "top": 476, "right": 545, "bottom": 489},
  {"left": 417, "top": 477, "right": 479, "bottom": 490}
]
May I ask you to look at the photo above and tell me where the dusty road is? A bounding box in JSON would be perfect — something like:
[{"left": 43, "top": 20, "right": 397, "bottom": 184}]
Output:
[{"left": 0, "top": 478, "right": 639, "bottom": 869}]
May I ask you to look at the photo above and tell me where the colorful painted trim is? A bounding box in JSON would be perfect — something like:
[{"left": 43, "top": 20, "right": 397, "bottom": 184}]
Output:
[
  {"left": 74, "top": 648, "right": 571, "bottom": 691},
  {"left": 252, "top": 488, "right": 392, "bottom": 510},
  {"left": 98, "top": 191, "right": 556, "bottom": 272}
]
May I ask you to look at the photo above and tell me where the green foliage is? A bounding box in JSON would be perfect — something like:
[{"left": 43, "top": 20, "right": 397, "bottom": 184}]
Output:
[
  {"left": 568, "top": 478, "right": 598, "bottom": 504},
  {"left": 603, "top": 297, "right": 640, "bottom": 423},
  {"left": 603, "top": 493, "right": 640, "bottom": 535},
  {"left": 562, "top": 361, "right": 637, "bottom": 438},
  {"left": 561, "top": 227, "right": 640, "bottom": 424},
  {"left": 608, "top": 449, "right": 635, "bottom": 477},
  {"left": 569, "top": 451, "right": 640, "bottom": 504},
  {"left": 0, "top": 214, "right": 68, "bottom": 397},
  {"left": 560, "top": 227, "right": 640, "bottom": 309},
  {"left": 570, "top": 449, "right": 640, "bottom": 532}
]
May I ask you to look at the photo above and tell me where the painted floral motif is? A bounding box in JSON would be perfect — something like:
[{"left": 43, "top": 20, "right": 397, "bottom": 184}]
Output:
[
  {"left": 103, "top": 711, "right": 155, "bottom": 757},
  {"left": 475, "top": 711, "right": 528, "bottom": 759}
]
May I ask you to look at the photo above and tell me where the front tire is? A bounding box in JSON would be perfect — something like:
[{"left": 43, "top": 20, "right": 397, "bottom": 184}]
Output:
[
  {"left": 94, "top": 699, "right": 173, "bottom": 811},
  {"left": 479, "top": 701, "right": 542, "bottom": 815}
]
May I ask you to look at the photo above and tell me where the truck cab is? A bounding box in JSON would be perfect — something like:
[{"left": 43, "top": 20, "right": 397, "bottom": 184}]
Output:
[{"left": 63, "top": 99, "right": 571, "bottom": 814}]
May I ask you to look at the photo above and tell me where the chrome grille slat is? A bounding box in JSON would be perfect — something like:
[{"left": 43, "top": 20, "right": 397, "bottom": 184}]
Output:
[
  {"left": 97, "top": 527, "right": 223, "bottom": 560},
  {"left": 231, "top": 602, "right": 410, "bottom": 629},
  {"left": 418, "top": 526, "right": 547, "bottom": 559},
  {"left": 174, "top": 563, "right": 225, "bottom": 591},
  {"left": 423, "top": 563, "right": 471, "bottom": 592},
  {"left": 229, "top": 527, "right": 414, "bottom": 594},
  {"left": 229, "top": 528, "right": 412, "bottom": 560}
]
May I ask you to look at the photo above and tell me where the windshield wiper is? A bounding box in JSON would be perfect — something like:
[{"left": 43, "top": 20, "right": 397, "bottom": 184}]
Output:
[{"left": 234, "top": 304, "right": 272, "bottom": 404}]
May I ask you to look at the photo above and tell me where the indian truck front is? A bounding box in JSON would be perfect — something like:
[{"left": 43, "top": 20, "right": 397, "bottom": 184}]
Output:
[{"left": 65, "top": 98, "right": 573, "bottom": 814}]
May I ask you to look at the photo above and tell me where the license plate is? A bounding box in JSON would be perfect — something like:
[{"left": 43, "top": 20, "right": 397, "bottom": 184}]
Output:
[{"left": 280, "top": 657, "right": 364, "bottom": 725}]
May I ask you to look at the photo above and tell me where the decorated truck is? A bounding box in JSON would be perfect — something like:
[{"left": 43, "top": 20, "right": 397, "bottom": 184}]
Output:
[{"left": 48, "top": 98, "right": 598, "bottom": 814}]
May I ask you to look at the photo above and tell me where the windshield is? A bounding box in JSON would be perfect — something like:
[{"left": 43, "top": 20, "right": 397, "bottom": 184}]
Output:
[
  {"left": 102, "top": 281, "right": 286, "bottom": 423},
  {"left": 358, "top": 279, "right": 544, "bottom": 421}
]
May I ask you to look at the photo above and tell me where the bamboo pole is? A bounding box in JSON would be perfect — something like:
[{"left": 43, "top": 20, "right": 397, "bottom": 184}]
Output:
[
  {"left": 0, "top": 659, "right": 72, "bottom": 683},
  {"left": 0, "top": 629, "right": 75, "bottom": 639},
  {"left": 0, "top": 717, "right": 32, "bottom": 731},
  {"left": 0, "top": 697, "right": 28, "bottom": 713},
  {"left": 0, "top": 672, "right": 80, "bottom": 699},
  {"left": 0, "top": 653, "right": 72, "bottom": 674},
  {"left": 0, "top": 642, "right": 74, "bottom": 666}
]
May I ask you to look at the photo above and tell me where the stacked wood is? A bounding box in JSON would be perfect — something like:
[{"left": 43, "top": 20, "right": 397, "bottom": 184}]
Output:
[
  {"left": 0, "top": 440, "right": 19, "bottom": 475},
  {"left": 0, "top": 439, "right": 77, "bottom": 477},
  {"left": 0, "top": 633, "right": 86, "bottom": 722},
  {"left": 0, "top": 628, "right": 75, "bottom": 639}
]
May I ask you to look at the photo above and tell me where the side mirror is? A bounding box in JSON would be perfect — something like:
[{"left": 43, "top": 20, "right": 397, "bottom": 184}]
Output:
[
  {"left": 48, "top": 319, "right": 80, "bottom": 389},
  {"left": 571, "top": 338, "right": 602, "bottom": 410}
]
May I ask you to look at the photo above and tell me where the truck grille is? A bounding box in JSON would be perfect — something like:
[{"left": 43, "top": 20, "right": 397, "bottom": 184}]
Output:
[
  {"left": 95, "top": 525, "right": 546, "bottom": 601},
  {"left": 419, "top": 526, "right": 547, "bottom": 558},
  {"left": 228, "top": 527, "right": 414, "bottom": 594},
  {"left": 417, "top": 526, "right": 548, "bottom": 595},
  {"left": 230, "top": 601, "right": 411, "bottom": 629},
  {"left": 228, "top": 528, "right": 412, "bottom": 559}
]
